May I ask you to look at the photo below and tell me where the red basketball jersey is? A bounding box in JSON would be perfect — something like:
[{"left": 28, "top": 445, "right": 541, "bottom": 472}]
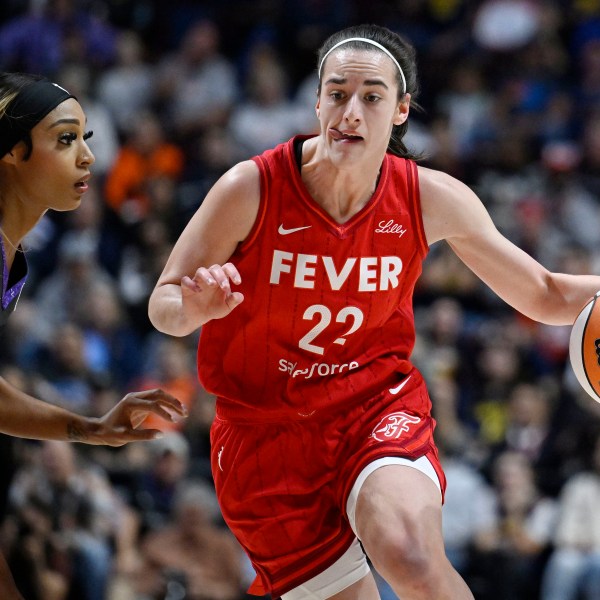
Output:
[{"left": 198, "top": 135, "right": 430, "bottom": 419}]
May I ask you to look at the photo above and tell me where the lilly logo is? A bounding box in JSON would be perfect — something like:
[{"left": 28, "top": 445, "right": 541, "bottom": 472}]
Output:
[
  {"left": 371, "top": 411, "right": 421, "bottom": 442},
  {"left": 375, "top": 219, "right": 407, "bottom": 237}
]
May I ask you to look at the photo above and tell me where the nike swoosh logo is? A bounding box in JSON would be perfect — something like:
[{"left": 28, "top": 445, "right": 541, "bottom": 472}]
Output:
[
  {"left": 389, "top": 375, "right": 412, "bottom": 395},
  {"left": 278, "top": 224, "right": 312, "bottom": 235}
]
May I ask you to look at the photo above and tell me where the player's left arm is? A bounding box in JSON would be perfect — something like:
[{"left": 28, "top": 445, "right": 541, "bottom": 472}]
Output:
[
  {"left": 418, "top": 165, "right": 600, "bottom": 325},
  {"left": 0, "top": 376, "right": 186, "bottom": 445}
]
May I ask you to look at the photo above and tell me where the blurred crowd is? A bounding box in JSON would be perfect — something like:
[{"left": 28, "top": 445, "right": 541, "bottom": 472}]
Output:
[{"left": 0, "top": 0, "right": 600, "bottom": 599}]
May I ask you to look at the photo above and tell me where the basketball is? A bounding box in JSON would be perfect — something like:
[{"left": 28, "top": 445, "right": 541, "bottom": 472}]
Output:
[{"left": 569, "top": 291, "right": 600, "bottom": 402}]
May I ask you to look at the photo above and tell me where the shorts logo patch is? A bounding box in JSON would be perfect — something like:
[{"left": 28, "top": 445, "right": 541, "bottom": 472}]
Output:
[{"left": 371, "top": 411, "right": 421, "bottom": 442}]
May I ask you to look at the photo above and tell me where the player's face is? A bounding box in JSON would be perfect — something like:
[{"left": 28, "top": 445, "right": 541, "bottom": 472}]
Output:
[
  {"left": 11, "top": 98, "right": 95, "bottom": 213},
  {"left": 316, "top": 48, "right": 409, "bottom": 166}
]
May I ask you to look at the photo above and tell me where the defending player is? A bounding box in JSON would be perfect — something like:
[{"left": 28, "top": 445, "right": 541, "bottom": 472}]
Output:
[{"left": 0, "top": 72, "right": 186, "bottom": 599}]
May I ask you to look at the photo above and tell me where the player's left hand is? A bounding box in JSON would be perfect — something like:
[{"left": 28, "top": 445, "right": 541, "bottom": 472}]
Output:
[{"left": 87, "top": 388, "right": 187, "bottom": 446}]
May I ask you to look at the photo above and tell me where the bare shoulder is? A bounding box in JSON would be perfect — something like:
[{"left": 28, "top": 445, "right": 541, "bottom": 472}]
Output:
[
  {"left": 418, "top": 165, "right": 469, "bottom": 196},
  {"left": 218, "top": 159, "right": 260, "bottom": 189},
  {"left": 417, "top": 165, "right": 493, "bottom": 245},
  {"left": 196, "top": 159, "right": 261, "bottom": 242},
  {"left": 208, "top": 160, "right": 260, "bottom": 213}
]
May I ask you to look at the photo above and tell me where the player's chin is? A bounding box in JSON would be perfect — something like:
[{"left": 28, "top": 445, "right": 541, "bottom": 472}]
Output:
[{"left": 55, "top": 195, "right": 83, "bottom": 212}]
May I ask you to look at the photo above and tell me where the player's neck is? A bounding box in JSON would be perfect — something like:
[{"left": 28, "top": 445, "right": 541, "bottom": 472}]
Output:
[
  {"left": 0, "top": 200, "right": 44, "bottom": 261},
  {"left": 301, "top": 139, "right": 382, "bottom": 223}
]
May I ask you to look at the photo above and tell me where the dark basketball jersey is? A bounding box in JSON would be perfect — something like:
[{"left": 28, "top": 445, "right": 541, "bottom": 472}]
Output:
[
  {"left": 0, "top": 240, "right": 27, "bottom": 329},
  {"left": 198, "top": 135, "right": 429, "bottom": 418}
]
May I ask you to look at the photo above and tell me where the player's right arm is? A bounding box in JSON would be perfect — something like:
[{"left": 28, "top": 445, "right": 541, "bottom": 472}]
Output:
[{"left": 148, "top": 160, "right": 261, "bottom": 337}]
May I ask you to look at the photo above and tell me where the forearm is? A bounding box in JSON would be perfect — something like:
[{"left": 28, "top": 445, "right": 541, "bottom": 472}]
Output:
[{"left": 0, "top": 376, "right": 96, "bottom": 442}]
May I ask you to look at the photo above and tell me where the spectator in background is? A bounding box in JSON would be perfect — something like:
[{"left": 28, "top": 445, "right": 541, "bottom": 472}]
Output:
[
  {"left": 415, "top": 242, "right": 482, "bottom": 308},
  {"left": 32, "top": 234, "right": 115, "bottom": 343},
  {"left": 154, "top": 19, "right": 238, "bottom": 147},
  {"left": 470, "top": 451, "right": 558, "bottom": 600},
  {"left": 5, "top": 440, "right": 138, "bottom": 600},
  {"left": 440, "top": 440, "right": 497, "bottom": 578},
  {"left": 0, "top": 0, "right": 116, "bottom": 76},
  {"left": 134, "top": 480, "right": 247, "bottom": 600},
  {"left": 472, "top": 336, "right": 525, "bottom": 447},
  {"left": 126, "top": 432, "right": 191, "bottom": 534},
  {"left": 577, "top": 38, "right": 600, "bottom": 114},
  {"left": 228, "top": 46, "right": 313, "bottom": 159},
  {"left": 78, "top": 282, "right": 144, "bottom": 390},
  {"left": 435, "top": 62, "right": 492, "bottom": 158},
  {"left": 95, "top": 30, "right": 156, "bottom": 138},
  {"left": 31, "top": 321, "right": 101, "bottom": 414},
  {"left": 412, "top": 296, "right": 473, "bottom": 394},
  {"left": 579, "top": 112, "right": 600, "bottom": 199},
  {"left": 104, "top": 110, "right": 184, "bottom": 226},
  {"left": 537, "top": 92, "right": 578, "bottom": 149},
  {"left": 178, "top": 125, "right": 238, "bottom": 222},
  {"left": 543, "top": 149, "right": 600, "bottom": 258},
  {"left": 293, "top": 69, "right": 320, "bottom": 136},
  {"left": 486, "top": 380, "right": 576, "bottom": 498},
  {"left": 541, "top": 432, "right": 600, "bottom": 600},
  {"left": 494, "top": 382, "right": 554, "bottom": 463}
]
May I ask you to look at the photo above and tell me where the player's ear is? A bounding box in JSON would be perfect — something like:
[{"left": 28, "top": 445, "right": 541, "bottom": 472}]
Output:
[
  {"left": 315, "top": 97, "right": 320, "bottom": 118},
  {"left": 1, "top": 148, "right": 18, "bottom": 165},
  {"left": 393, "top": 93, "right": 411, "bottom": 126},
  {"left": 1, "top": 141, "right": 26, "bottom": 165}
]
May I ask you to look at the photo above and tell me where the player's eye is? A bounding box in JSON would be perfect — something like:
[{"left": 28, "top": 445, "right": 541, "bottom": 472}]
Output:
[
  {"left": 59, "top": 132, "right": 77, "bottom": 145},
  {"left": 59, "top": 131, "right": 93, "bottom": 145}
]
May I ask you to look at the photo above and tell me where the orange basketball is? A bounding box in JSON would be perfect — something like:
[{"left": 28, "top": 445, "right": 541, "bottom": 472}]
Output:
[{"left": 569, "top": 292, "right": 600, "bottom": 402}]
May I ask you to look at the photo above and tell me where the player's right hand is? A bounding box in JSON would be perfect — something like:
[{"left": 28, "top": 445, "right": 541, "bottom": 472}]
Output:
[{"left": 181, "top": 262, "right": 244, "bottom": 322}]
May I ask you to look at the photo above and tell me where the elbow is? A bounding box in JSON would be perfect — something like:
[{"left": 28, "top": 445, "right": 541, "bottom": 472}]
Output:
[
  {"left": 147, "top": 291, "right": 187, "bottom": 338},
  {"left": 148, "top": 312, "right": 191, "bottom": 338},
  {"left": 529, "top": 274, "right": 583, "bottom": 326},
  {"left": 147, "top": 290, "right": 201, "bottom": 338},
  {"left": 147, "top": 308, "right": 168, "bottom": 336},
  {"left": 544, "top": 275, "right": 585, "bottom": 326},
  {"left": 147, "top": 293, "right": 162, "bottom": 331}
]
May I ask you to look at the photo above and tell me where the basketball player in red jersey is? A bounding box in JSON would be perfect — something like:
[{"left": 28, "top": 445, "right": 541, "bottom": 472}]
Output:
[
  {"left": 0, "top": 72, "right": 187, "bottom": 600},
  {"left": 149, "top": 24, "right": 600, "bottom": 600}
]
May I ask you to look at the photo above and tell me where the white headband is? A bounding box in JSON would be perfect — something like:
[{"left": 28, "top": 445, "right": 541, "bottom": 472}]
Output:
[{"left": 318, "top": 37, "right": 407, "bottom": 94}]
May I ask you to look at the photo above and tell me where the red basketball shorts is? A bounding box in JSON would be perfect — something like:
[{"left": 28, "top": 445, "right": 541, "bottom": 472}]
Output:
[{"left": 210, "top": 368, "right": 446, "bottom": 598}]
